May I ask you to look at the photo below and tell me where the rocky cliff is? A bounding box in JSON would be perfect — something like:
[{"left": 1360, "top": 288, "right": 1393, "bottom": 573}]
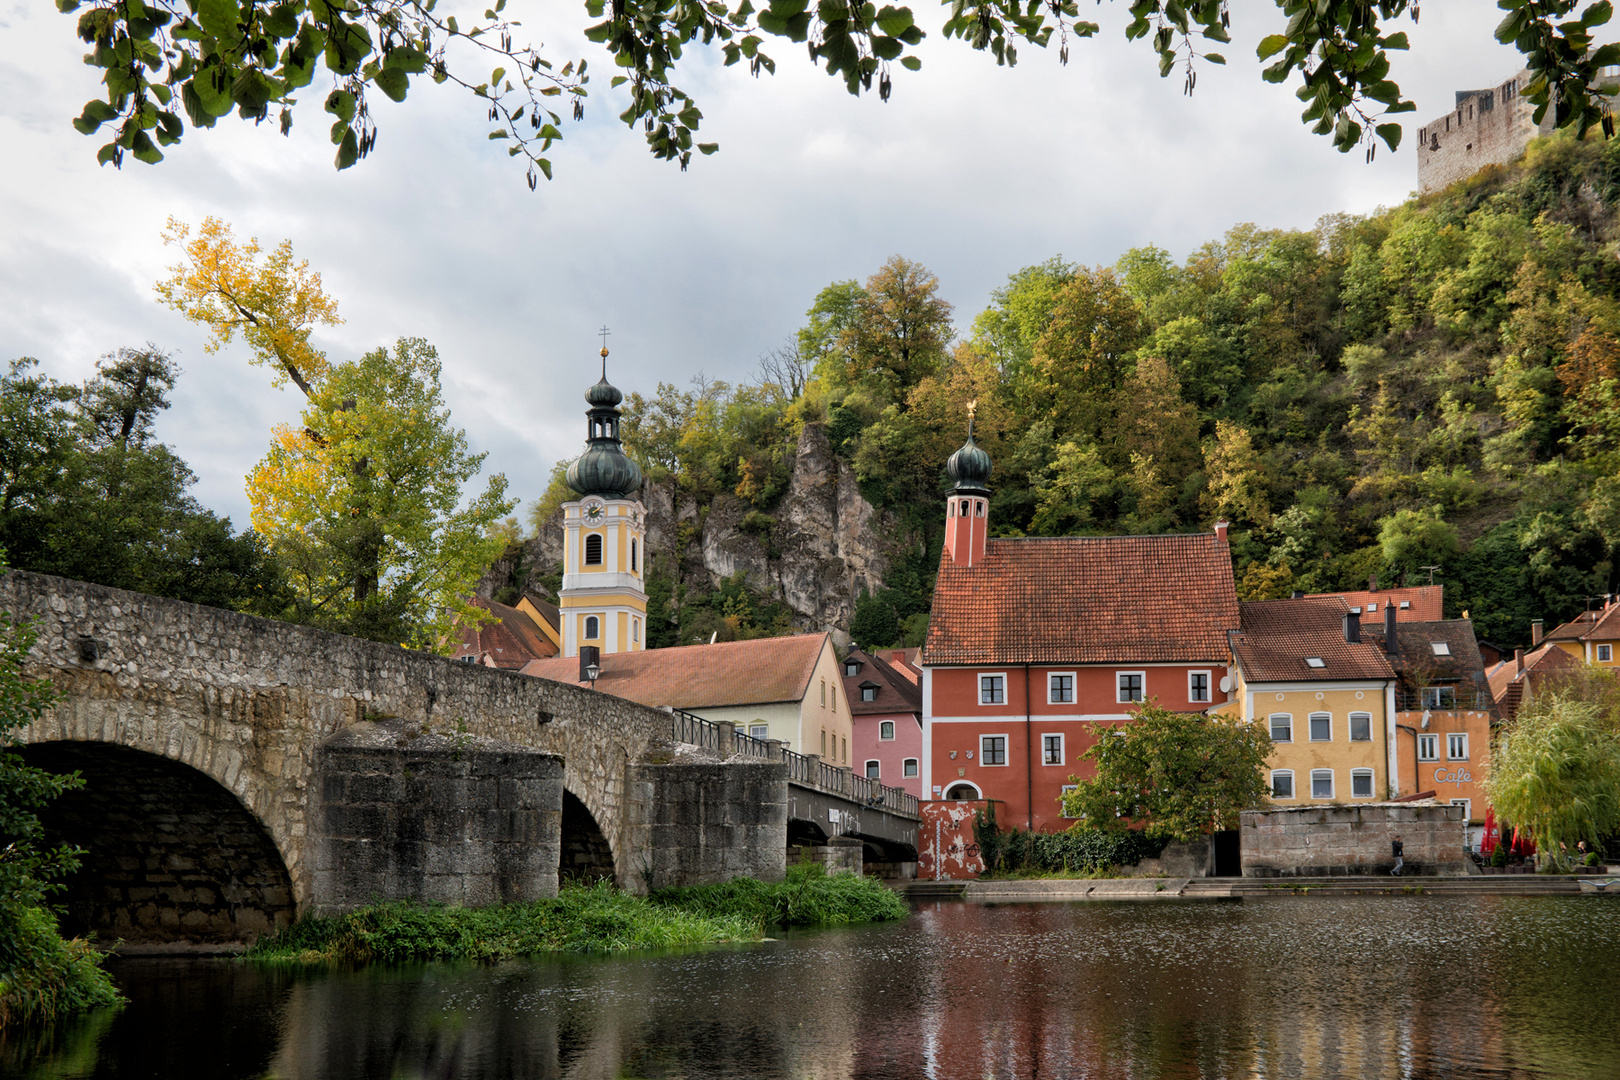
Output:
[{"left": 480, "top": 423, "right": 905, "bottom": 644}]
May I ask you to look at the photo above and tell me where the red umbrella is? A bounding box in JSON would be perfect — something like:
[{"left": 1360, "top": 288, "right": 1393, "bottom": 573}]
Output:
[{"left": 1481, "top": 809, "right": 1498, "bottom": 855}]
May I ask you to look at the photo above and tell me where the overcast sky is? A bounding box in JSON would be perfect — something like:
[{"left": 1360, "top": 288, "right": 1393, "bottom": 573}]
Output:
[{"left": 0, "top": 2, "right": 1534, "bottom": 529}]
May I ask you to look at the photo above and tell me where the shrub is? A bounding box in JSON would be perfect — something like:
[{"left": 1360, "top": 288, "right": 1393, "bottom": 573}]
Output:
[
  {"left": 650, "top": 861, "right": 908, "bottom": 927},
  {"left": 0, "top": 906, "right": 120, "bottom": 1028},
  {"left": 974, "top": 807, "right": 1167, "bottom": 876}
]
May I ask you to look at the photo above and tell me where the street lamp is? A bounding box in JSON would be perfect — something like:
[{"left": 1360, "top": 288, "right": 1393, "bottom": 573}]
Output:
[{"left": 586, "top": 661, "right": 600, "bottom": 687}]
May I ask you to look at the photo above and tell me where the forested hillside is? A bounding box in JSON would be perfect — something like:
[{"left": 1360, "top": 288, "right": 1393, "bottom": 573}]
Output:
[{"left": 521, "top": 132, "right": 1620, "bottom": 650}]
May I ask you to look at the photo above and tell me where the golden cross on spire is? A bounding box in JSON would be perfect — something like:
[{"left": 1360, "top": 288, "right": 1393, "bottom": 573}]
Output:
[{"left": 597, "top": 325, "right": 611, "bottom": 376}]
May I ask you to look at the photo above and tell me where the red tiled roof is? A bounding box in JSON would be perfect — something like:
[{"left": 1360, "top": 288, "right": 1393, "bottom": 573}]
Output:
[
  {"left": 876, "top": 648, "right": 921, "bottom": 685},
  {"left": 923, "top": 532, "right": 1240, "bottom": 666},
  {"left": 842, "top": 648, "right": 923, "bottom": 717},
  {"left": 451, "top": 597, "right": 558, "bottom": 668},
  {"left": 1304, "top": 585, "right": 1443, "bottom": 622},
  {"left": 1486, "top": 643, "right": 1580, "bottom": 720},
  {"left": 1543, "top": 602, "right": 1620, "bottom": 643},
  {"left": 1230, "top": 598, "right": 1396, "bottom": 683},
  {"left": 520, "top": 633, "right": 830, "bottom": 710}
]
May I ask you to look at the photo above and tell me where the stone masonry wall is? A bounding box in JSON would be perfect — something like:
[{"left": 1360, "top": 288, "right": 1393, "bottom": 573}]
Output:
[
  {"left": 1241, "top": 804, "right": 1468, "bottom": 877},
  {"left": 628, "top": 760, "right": 789, "bottom": 889},
  {"left": 314, "top": 720, "right": 564, "bottom": 910},
  {"left": 1416, "top": 70, "right": 1551, "bottom": 194},
  {"left": 1, "top": 569, "right": 680, "bottom": 906}
]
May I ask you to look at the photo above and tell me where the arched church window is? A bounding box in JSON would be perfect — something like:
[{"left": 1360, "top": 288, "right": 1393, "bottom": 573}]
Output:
[
  {"left": 975, "top": 501, "right": 986, "bottom": 517},
  {"left": 585, "top": 534, "right": 604, "bottom": 565},
  {"left": 630, "top": 539, "right": 638, "bottom": 572},
  {"left": 584, "top": 615, "right": 599, "bottom": 640}
]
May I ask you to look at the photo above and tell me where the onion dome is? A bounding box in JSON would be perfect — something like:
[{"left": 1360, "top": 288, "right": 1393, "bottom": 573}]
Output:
[
  {"left": 565, "top": 346, "right": 642, "bottom": 499},
  {"left": 585, "top": 375, "right": 623, "bottom": 408},
  {"left": 946, "top": 432, "right": 992, "bottom": 496}
]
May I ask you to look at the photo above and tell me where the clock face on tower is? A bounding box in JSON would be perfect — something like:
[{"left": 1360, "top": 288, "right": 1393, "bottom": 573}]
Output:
[{"left": 583, "top": 500, "right": 605, "bottom": 524}]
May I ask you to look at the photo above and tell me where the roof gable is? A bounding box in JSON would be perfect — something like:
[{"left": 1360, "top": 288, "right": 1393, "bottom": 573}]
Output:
[
  {"left": 1303, "top": 585, "right": 1443, "bottom": 622},
  {"left": 924, "top": 532, "right": 1240, "bottom": 666},
  {"left": 842, "top": 647, "right": 922, "bottom": 715}
]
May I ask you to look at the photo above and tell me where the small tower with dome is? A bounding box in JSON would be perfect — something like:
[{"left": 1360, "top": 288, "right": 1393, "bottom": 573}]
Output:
[
  {"left": 558, "top": 342, "right": 648, "bottom": 658},
  {"left": 943, "top": 400, "right": 991, "bottom": 568}
]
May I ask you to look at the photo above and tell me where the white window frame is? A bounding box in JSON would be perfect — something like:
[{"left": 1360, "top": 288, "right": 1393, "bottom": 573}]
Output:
[
  {"left": 979, "top": 673, "right": 1007, "bottom": 706},
  {"left": 1447, "top": 732, "right": 1469, "bottom": 761},
  {"left": 879, "top": 720, "right": 895, "bottom": 741},
  {"left": 1041, "top": 732, "right": 1065, "bottom": 766},
  {"left": 1047, "top": 671, "right": 1076, "bottom": 705},
  {"left": 903, "top": 758, "right": 919, "bottom": 778},
  {"left": 1310, "top": 769, "right": 1334, "bottom": 800},
  {"left": 584, "top": 532, "right": 604, "bottom": 565},
  {"left": 945, "top": 780, "right": 983, "bottom": 800},
  {"left": 1116, "top": 670, "right": 1146, "bottom": 704},
  {"left": 1269, "top": 713, "right": 1293, "bottom": 742},
  {"left": 632, "top": 618, "right": 640, "bottom": 643},
  {"left": 748, "top": 723, "right": 769, "bottom": 739},
  {"left": 583, "top": 615, "right": 600, "bottom": 640},
  {"left": 1451, "top": 798, "right": 1471, "bottom": 823},
  {"left": 980, "top": 733, "right": 1010, "bottom": 766},
  {"left": 1060, "top": 784, "right": 1079, "bottom": 818},
  {"left": 1417, "top": 734, "right": 1439, "bottom": 761},
  {"left": 864, "top": 759, "right": 881, "bottom": 780},
  {"left": 1599, "top": 644, "right": 1613, "bottom": 662},
  {"left": 1422, "top": 686, "right": 1456, "bottom": 710},
  {"left": 1270, "top": 770, "right": 1295, "bottom": 799},
  {"left": 1350, "top": 769, "right": 1375, "bottom": 799},
  {"left": 1349, "top": 712, "right": 1372, "bottom": 742},
  {"left": 1308, "top": 712, "right": 1333, "bottom": 742},
  {"left": 1188, "top": 669, "right": 1212, "bottom": 703}
]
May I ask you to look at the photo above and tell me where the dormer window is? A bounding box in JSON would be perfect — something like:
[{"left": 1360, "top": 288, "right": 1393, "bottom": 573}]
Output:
[
  {"left": 845, "top": 662, "right": 861, "bottom": 677},
  {"left": 860, "top": 682, "right": 880, "bottom": 702},
  {"left": 1305, "top": 657, "right": 1326, "bottom": 669}
]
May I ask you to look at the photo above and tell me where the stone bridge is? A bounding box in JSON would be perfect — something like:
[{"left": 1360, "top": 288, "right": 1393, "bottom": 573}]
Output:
[{"left": 2, "top": 571, "right": 917, "bottom": 946}]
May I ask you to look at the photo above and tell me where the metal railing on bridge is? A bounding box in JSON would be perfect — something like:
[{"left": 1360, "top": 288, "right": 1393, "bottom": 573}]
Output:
[{"left": 668, "top": 708, "right": 918, "bottom": 818}]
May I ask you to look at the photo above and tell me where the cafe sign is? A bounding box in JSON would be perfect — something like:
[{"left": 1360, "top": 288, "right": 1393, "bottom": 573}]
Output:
[{"left": 1433, "top": 766, "right": 1472, "bottom": 785}]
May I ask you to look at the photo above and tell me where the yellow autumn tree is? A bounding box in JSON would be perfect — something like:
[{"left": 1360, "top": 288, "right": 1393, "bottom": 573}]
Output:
[
  {"left": 1200, "top": 420, "right": 1271, "bottom": 529},
  {"left": 155, "top": 217, "right": 341, "bottom": 397},
  {"left": 247, "top": 338, "right": 514, "bottom": 649}
]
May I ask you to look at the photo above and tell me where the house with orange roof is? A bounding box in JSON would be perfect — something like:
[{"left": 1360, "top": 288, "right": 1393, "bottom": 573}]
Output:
[
  {"left": 451, "top": 594, "right": 560, "bottom": 668},
  {"left": 1218, "top": 598, "right": 1397, "bottom": 807},
  {"left": 522, "top": 632, "right": 851, "bottom": 766},
  {"left": 842, "top": 647, "right": 924, "bottom": 798},
  {"left": 1487, "top": 642, "right": 1581, "bottom": 721},
  {"left": 920, "top": 417, "right": 1241, "bottom": 833},
  {"left": 1304, "top": 582, "right": 1444, "bottom": 622},
  {"left": 1540, "top": 598, "right": 1620, "bottom": 669}
]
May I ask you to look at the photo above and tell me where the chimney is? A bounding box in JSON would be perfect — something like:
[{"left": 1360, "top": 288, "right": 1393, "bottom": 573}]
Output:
[
  {"left": 1343, "top": 611, "right": 1361, "bottom": 643},
  {"left": 1384, "top": 604, "right": 1399, "bottom": 656},
  {"left": 1368, "top": 574, "right": 1378, "bottom": 593},
  {"left": 579, "top": 644, "right": 601, "bottom": 684},
  {"left": 1290, "top": 590, "right": 1305, "bottom": 599},
  {"left": 1531, "top": 619, "right": 1543, "bottom": 645},
  {"left": 1515, "top": 648, "right": 1525, "bottom": 677},
  {"left": 1214, "top": 520, "right": 1229, "bottom": 544}
]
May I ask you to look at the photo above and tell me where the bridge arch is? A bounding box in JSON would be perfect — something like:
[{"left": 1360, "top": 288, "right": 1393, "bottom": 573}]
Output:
[
  {"left": 21, "top": 741, "right": 296, "bottom": 943},
  {"left": 559, "top": 789, "right": 616, "bottom": 887}
]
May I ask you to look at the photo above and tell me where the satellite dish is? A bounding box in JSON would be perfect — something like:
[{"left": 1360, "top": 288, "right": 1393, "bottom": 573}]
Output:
[{"left": 1219, "top": 675, "right": 1232, "bottom": 693}]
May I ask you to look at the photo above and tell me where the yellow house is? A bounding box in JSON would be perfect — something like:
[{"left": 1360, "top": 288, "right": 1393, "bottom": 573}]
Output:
[
  {"left": 1219, "top": 598, "right": 1397, "bottom": 804},
  {"left": 1541, "top": 600, "right": 1620, "bottom": 668}
]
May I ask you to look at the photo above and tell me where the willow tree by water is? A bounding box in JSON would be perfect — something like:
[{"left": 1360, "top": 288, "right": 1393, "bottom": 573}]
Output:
[
  {"left": 1486, "top": 682, "right": 1620, "bottom": 869},
  {"left": 246, "top": 338, "right": 513, "bottom": 649}
]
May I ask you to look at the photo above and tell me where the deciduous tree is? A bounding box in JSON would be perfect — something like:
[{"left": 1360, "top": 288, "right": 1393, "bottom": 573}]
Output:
[
  {"left": 1060, "top": 701, "right": 1274, "bottom": 842},
  {"left": 247, "top": 338, "right": 514, "bottom": 648},
  {"left": 55, "top": 0, "right": 1620, "bottom": 182}
]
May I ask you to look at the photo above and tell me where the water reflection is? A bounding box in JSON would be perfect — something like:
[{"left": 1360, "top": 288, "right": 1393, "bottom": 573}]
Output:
[{"left": 7, "top": 896, "right": 1620, "bottom": 1080}]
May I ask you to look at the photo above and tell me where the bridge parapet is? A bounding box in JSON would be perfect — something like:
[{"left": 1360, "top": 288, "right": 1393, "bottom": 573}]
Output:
[{"left": 668, "top": 707, "right": 918, "bottom": 819}]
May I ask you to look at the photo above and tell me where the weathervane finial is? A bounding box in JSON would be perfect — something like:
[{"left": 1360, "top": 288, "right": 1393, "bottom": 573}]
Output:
[
  {"left": 966, "top": 398, "right": 978, "bottom": 439},
  {"left": 597, "top": 325, "right": 611, "bottom": 377}
]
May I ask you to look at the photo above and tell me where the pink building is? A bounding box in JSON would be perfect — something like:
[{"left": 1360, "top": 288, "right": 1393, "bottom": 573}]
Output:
[{"left": 843, "top": 647, "right": 924, "bottom": 799}]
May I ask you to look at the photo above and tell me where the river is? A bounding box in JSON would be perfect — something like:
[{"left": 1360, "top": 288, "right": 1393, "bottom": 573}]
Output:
[{"left": 5, "top": 894, "right": 1619, "bottom": 1079}]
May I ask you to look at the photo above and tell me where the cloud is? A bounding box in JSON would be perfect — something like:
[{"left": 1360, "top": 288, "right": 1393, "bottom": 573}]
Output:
[{"left": 0, "top": 0, "right": 1533, "bottom": 528}]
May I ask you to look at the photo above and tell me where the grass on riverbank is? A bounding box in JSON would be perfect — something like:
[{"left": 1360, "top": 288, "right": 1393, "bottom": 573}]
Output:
[
  {"left": 247, "top": 865, "right": 907, "bottom": 965},
  {"left": 0, "top": 906, "right": 122, "bottom": 1028},
  {"left": 648, "top": 862, "right": 910, "bottom": 927}
]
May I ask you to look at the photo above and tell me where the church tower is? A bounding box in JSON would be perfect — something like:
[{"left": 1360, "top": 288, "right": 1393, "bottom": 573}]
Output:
[
  {"left": 943, "top": 401, "right": 991, "bottom": 568},
  {"left": 558, "top": 346, "right": 647, "bottom": 658}
]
